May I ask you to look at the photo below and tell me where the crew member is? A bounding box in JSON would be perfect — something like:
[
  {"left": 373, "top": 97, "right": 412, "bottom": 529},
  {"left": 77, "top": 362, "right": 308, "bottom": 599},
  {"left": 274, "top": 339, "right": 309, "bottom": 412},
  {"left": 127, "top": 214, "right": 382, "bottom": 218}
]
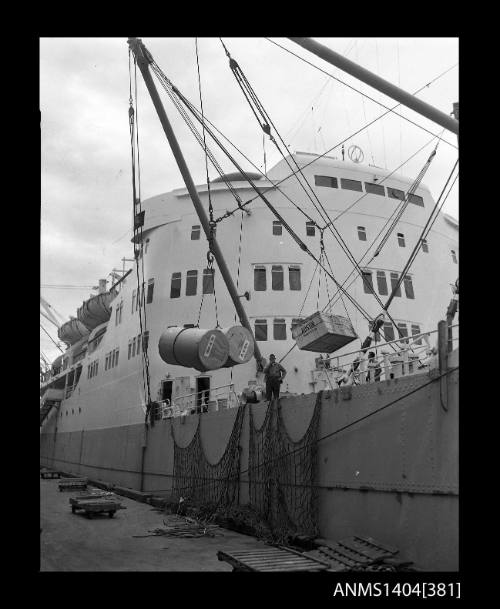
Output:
[{"left": 263, "top": 354, "right": 287, "bottom": 401}]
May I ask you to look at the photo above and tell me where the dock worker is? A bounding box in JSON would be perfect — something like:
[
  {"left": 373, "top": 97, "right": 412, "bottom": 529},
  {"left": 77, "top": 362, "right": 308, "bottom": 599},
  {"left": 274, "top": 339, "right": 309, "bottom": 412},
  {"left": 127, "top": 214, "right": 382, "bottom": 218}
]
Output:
[{"left": 263, "top": 354, "right": 287, "bottom": 401}]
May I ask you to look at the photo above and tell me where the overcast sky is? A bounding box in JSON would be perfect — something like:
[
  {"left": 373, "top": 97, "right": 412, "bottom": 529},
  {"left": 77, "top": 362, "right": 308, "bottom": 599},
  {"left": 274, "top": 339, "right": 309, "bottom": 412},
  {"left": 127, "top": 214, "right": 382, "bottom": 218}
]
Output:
[{"left": 40, "top": 37, "right": 459, "bottom": 363}]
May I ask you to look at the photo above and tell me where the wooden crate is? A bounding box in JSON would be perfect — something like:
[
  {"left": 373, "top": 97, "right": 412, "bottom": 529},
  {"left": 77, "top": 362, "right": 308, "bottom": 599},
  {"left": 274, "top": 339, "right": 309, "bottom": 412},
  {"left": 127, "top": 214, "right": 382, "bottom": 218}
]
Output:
[{"left": 292, "top": 311, "right": 357, "bottom": 353}]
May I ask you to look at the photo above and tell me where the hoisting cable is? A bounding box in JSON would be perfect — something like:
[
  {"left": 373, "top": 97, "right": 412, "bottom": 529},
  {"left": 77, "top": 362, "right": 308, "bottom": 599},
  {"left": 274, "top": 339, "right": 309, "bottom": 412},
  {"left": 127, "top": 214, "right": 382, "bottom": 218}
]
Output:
[
  {"left": 384, "top": 161, "right": 459, "bottom": 312},
  {"left": 323, "top": 149, "right": 457, "bottom": 315},
  {"left": 219, "top": 39, "right": 403, "bottom": 335},
  {"left": 128, "top": 50, "right": 152, "bottom": 417},
  {"left": 146, "top": 47, "right": 395, "bottom": 334},
  {"left": 372, "top": 146, "right": 438, "bottom": 258},
  {"left": 40, "top": 323, "right": 64, "bottom": 353}
]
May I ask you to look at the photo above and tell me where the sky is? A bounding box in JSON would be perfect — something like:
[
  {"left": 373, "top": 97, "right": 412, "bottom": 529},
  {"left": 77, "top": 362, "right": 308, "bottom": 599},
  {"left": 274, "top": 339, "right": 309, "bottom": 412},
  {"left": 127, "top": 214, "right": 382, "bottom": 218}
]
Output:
[{"left": 40, "top": 37, "right": 459, "bottom": 364}]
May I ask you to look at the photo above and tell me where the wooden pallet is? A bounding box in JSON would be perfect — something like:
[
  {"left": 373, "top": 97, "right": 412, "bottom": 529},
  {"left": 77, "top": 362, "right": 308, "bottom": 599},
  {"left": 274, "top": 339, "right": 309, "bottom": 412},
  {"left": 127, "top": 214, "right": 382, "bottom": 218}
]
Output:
[
  {"left": 69, "top": 497, "right": 125, "bottom": 518},
  {"left": 58, "top": 478, "right": 88, "bottom": 491},
  {"left": 40, "top": 469, "right": 61, "bottom": 479},
  {"left": 217, "top": 547, "right": 329, "bottom": 572}
]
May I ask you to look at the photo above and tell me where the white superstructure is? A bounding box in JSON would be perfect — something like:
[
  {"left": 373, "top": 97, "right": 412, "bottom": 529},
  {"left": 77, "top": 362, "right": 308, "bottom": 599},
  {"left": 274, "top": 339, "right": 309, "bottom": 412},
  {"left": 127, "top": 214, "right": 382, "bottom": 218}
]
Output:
[{"left": 41, "top": 152, "right": 458, "bottom": 432}]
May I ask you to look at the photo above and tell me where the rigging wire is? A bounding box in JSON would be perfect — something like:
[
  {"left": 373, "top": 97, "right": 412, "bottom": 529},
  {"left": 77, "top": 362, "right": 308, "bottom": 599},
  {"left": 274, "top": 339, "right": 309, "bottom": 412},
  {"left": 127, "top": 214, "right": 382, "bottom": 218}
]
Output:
[
  {"left": 40, "top": 323, "right": 64, "bottom": 353},
  {"left": 264, "top": 38, "right": 458, "bottom": 150},
  {"left": 218, "top": 40, "right": 402, "bottom": 332}
]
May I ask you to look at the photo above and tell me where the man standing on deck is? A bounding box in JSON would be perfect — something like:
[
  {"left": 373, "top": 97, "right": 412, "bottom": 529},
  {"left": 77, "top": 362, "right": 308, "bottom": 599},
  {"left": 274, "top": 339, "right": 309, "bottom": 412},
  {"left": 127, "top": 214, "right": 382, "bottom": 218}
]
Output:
[{"left": 264, "top": 354, "right": 287, "bottom": 401}]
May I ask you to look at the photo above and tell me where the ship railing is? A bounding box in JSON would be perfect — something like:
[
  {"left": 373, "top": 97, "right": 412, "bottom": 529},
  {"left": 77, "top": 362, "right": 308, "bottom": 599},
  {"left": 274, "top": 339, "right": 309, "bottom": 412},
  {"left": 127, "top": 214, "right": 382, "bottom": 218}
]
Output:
[
  {"left": 312, "top": 323, "right": 458, "bottom": 388},
  {"left": 157, "top": 384, "right": 239, "bottom": 419}
]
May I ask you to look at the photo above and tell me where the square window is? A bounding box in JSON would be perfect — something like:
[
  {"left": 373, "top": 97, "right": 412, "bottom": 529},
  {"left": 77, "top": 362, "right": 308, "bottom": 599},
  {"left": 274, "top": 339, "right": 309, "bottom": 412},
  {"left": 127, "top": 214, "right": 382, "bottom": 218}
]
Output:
[
  {"left": 357, "top": 226, "right": 367, "bottom": 241},
  {"left": 411, "top": 324, "right": 422, "bottom": 345},
  {"left": 272, "top": 221, "right": 282, "bottom": 236},
  {"left": 255, "top": 319, "right": 267, "bottom": 341},
  {"left": 383, "top": 322, "right": 395, "bottom": 342},
  {"left": 306, "top": 221, "right": 315, "bottom": 237},
  {"left": 289, "top": 266, "right": 301, "bottom": 290},
  {"left": 191, "top": 225, "right": 201, "bottom": 240},
  {"left": 403, "top": 275, "right": 414, "bottom": 299},
  {"left": 146, "top": 279, "right": 154, "bottom": 304},
  {"left": 170, "top": 272, "right": 181, "bottom": 298},
  {"left": 376, "top": 270, "right": 388, "bottom": 295},
  {"left": 390, "top": 272, "right": 402, "bottom": 297},
  {"left": 186, "top": 271, "right": 198, "bottom": 296},
  {"left": 397, "top": 233, "right": 405, "bottom": 247},
  {"left": 273, "top": 318, "right": 287, "bottom": 340},
  {"left": 254, "top": 267, "right": 267, "bottom": 291},
  {"left": 272, "top": 265, "right": 284, "bottom": 290},
  {"left": 451, "top": 250, "right": 457, "bottom": 264},
  {"left": 422, "top": 239, "right": 429, "bottom": 253},
  {"left": 362, "top": 270, "right": 373, "bottom": 294}
]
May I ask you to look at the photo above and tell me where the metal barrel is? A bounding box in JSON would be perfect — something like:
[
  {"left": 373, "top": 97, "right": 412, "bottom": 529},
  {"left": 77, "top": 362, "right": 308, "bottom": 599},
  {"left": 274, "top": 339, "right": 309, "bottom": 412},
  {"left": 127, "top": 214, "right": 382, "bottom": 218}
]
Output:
[
  {"left": 158, "top": 326, "right": 230, "bottom": 372},
  {"left": 221, "top": 325, "right": 255, "bottom": 367}
]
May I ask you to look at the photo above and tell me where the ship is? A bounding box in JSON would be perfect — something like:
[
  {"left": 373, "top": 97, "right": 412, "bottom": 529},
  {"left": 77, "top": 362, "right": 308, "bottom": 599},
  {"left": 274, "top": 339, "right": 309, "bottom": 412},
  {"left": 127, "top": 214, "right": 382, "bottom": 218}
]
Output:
[{"left": 40, "top": 37, "right": 459, "bottom": 571}]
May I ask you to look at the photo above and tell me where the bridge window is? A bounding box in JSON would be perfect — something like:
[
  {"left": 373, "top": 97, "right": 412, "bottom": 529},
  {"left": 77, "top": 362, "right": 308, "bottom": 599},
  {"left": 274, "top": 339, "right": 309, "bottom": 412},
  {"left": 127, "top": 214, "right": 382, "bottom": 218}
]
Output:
[
  {"left": 314, "top": 175, "right": 338, "bottom": 188},
  {"left": 272, "top": 265, "right": 284, "bottom": 290},
  {"left": 170, "top": 272, "right": 181, "bottom": 298},
  {"left": 357, "top": 226, "right": 367, "bottom": 241},
  {"left": 128, "top": 340, "right": 132, "bottom": 360},
  {"left": 365, "top": 182, "right": 385, "bottom": 196},
  {"left": 272, "top": 221, "right": 282, "bottom": 236},
  {"left": 397, "top": 233, "right": 405, "bottom": 247},
  {"left": 376, "top": 270, "right": 388, "bottom": 295},
  {"left": 191, "top": 225, "right": 201, "bottom": 240},
  {"left": 388, "top": 187, "right": 405, "bottom": 201},
  {"left": 132, "top": 289, "right": 136, "bottom": 312},
  {"left": 289, "top": 266, "right": 301, "bottom": 291},
  {"left": 254, "top": 266, "right": 267, "bottom": 291},
  {"left": 422, "top": 239, "right": 429, "bottom": 253},
  {"left": 146, "top": 279, "right": 155, "bottom": 304},
  {"left": 202, "top": 268, "right": 215, "bottom": 294},
  {"left": 291, "top": 318, "right": 303, "bottom": 333},
  {"left": 132, "top": 337, "right": 136, "bottom": 358},
  {"left": 390, "top": 272, "right": 402, "bottom": 297},
  {"left": 403, "top": 275, "right": 415, "bottom": 299},
  {"left": 408, "top": 193, "right": 424, "bottom": 207},
  {"left": 362, "top": 270, "right": 373, "bottom": 294},
  {"left": 136, "top": 335, "right": 141, "bottom": 355},
  {"left": 145, "top": 238, "right": 150, "bottom": 253},
  {"left": 273, "top": 318, "right": 287, "bottom": 340},
  {"left": 306, "top": 221, "right": 315, "bottom": 237},
  {"left": 341, "top": 178, "right": 363, "bottom": 192},
  {"left": 255, "top": 319, "right": 267, "bottom": 341}
]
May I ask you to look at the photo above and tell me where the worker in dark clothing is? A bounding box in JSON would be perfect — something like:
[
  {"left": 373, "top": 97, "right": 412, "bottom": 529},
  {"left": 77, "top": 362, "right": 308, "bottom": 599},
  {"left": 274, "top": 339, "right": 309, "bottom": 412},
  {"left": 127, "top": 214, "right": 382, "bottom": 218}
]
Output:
[{"left": 263, "top": 354, "right": 287, "bottom": 401}]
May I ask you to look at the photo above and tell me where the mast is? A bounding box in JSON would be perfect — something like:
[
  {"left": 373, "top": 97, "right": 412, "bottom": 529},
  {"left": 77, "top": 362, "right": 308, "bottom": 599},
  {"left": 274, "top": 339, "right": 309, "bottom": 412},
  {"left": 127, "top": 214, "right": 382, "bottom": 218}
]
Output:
[
  {"left": 288, "top": 37, "right": 459, "bottom": 135},
  {"left": 127, "top": 38, "right": 264, "bottom": 369}
]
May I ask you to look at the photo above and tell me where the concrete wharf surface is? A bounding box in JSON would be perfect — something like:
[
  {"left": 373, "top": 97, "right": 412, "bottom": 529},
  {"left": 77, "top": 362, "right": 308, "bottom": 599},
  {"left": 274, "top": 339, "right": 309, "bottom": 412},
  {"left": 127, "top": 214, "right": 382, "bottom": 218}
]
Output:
[{"left": 40, "top": 478, "right": 271, "bottom": 571}]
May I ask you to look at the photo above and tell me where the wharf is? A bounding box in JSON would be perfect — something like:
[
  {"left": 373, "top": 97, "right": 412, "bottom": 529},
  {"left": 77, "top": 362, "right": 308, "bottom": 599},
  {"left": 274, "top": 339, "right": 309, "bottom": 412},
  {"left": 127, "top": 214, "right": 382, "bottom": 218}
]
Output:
[{"left": 40, "top": 477, "right": 271, "bottom": 571}]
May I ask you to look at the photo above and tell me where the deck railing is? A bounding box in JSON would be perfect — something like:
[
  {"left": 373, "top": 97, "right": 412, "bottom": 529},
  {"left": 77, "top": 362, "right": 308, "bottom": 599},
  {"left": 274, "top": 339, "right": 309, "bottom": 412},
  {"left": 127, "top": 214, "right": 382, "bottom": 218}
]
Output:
[{"left": 154, "top": 383, "right": 239, "bottom": 419}]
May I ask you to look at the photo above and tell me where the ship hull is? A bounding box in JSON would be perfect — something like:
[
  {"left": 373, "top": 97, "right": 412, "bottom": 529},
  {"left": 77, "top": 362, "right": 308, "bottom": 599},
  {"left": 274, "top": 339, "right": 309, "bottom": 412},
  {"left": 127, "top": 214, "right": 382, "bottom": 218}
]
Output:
[{"left": 41, "top": 353, "right": 458, "bottom": 571}]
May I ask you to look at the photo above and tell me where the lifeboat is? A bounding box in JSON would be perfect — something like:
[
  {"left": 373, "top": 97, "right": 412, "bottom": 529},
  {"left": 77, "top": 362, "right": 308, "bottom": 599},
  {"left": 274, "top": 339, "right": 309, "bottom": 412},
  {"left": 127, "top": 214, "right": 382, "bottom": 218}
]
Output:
[
  {"left": 58, "top": 318, "right": 90, "bottom": 346},
  {"left": 77, "top": 290, "right": 116, "bottom": 331}
]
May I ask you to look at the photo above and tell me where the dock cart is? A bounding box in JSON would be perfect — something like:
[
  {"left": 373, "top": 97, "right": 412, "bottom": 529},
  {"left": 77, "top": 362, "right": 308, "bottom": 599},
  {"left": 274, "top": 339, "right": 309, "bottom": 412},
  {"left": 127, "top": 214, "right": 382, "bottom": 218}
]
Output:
[
  {"left": 69, "top": 496, "right": 125, "bottom": 518},
  {"left": 217, "top": 546, "right": 329, "bottom": 572}
]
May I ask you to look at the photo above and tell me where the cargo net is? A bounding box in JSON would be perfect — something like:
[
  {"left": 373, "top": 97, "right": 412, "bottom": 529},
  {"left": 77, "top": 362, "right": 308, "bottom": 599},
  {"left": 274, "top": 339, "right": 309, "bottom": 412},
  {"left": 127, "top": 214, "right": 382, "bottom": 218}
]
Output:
[
  {"left": 249, "top": 391, "right": 323, "bottom": 542},
  {"left": 170, "top": 404, "right": 246, "bottom": 509}
]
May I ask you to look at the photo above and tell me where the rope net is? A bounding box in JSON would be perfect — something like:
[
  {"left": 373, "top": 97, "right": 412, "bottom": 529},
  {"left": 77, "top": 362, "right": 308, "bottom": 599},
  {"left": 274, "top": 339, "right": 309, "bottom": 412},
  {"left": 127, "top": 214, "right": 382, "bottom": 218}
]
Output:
[
  {"left": 170, "top": 404, "right": 246, "bottom": 507},
  {"left": 249, "top": 391, "right": 323, "bottom": 541}
]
